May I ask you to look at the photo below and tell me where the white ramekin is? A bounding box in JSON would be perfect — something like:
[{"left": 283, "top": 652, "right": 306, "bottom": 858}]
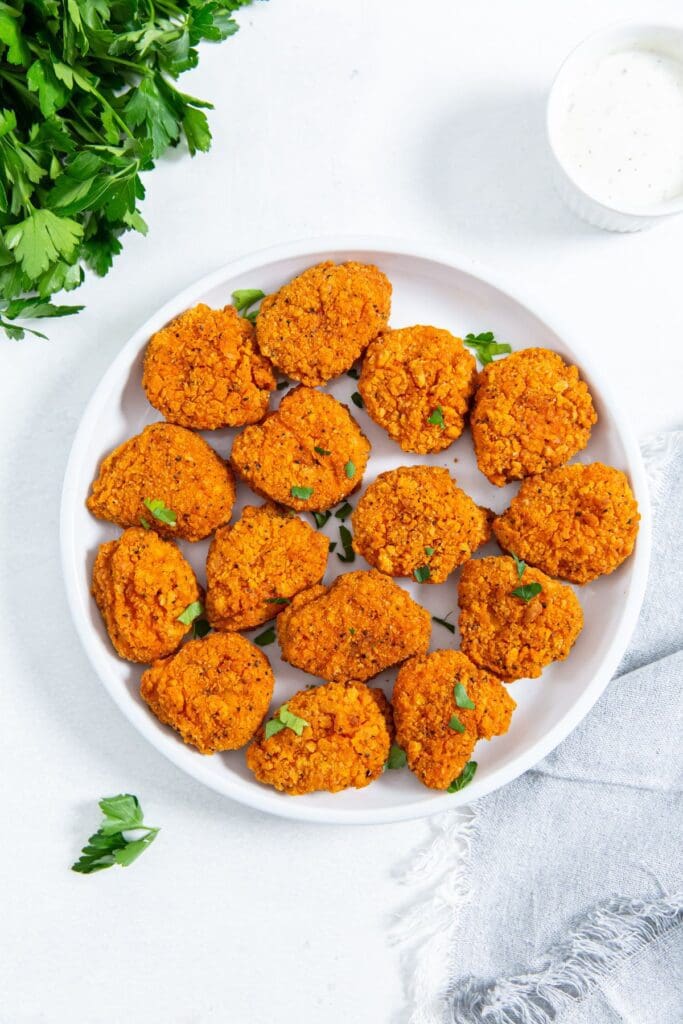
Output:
[{"left": 547, "top": 22, "right": 683, "bottom": 232}]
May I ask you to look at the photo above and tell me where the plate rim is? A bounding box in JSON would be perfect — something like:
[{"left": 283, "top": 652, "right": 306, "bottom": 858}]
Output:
[{"left": 60, "top": 234, "right": 652, "bottom": 825}]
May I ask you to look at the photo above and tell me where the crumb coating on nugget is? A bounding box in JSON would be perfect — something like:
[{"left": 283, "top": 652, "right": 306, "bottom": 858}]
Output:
[
  {"left": 458, "top": 556, "right": 583, "bottom": 681},
  {"left": 92, "top": 527, "right": 201, "bottom": 663},
  {"left": 206, "top": 503, "right": 329, "bottom": 631},
  {"left": 393, "top": 650, "right": 515, "bottom": 790},
  {"left": 493, "top": 462, "right": 639, "bottom": 584},
  {"left": 87, "top": 423, "right": 235, "bottom": 542},
  {"left": 256, "top": 261, "right": 391, "bottom": 386},
  {"left": 471, "top": 348, "right": 597, "bottom": 486},
  {"left": 246, "top": 681, "right": 391, "bottom": 794},
  {"left": 140, "top": 632, "right": 274, "bottom": 754},
  {"left": 276, "top": 569, "right": 431, "bottom": 682},
  {"left": 230, "top": 386, "right": 370, "bottom": 511},
  {"left": 143, "top": 304, "right": 276, "bottom": 430},
  {"left": 359, "top": 326, "right": 476, "bottom": 453},
  {"left": 352, "top": 466, "right": 491, "bottom": 583}
]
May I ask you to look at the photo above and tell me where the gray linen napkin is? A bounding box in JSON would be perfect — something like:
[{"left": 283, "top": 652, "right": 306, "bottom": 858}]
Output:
[{"left": 396, "top": 432, "right": 683, "bottom": 1024}]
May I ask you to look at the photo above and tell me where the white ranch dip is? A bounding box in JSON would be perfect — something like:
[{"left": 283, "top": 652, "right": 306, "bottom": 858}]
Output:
[{"left": 554, "top": 47, "right": 683, "bottom": 209}]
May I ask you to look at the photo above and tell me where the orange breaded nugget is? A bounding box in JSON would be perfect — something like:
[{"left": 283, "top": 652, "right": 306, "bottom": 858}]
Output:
[
  {"left": 471, "top": 348, "right": 597, "bottom": 486},
  {"left": 246, "top": 681, "right": 391, "bottom": 794},
  {"left": 256, "top": 261, "right": 391, "bottom": 386},
  {"left": 352, "top": 466, "right": 491, "bottom": 583},
  {"left": 206, "top": 503, "right": 329, "bottom": 631},
  {"left": 276, "top": 569, "right": 431, "bottom": 682},
  {"left": 493, "top": 462, "right": 640, "bottom": 584},
  {"left": 140, "top": 632, "right": 274, "bottom": 754},
  {"left": 358, "top": 326, "right": 476, "bottom": 454},
  {"left": 87, "top": 422, "right": 235, "bottom": 542},
  {"left": 230, "top": 386, "right": 370, "bottom": 511},
  {"left": 458, "top": 556, "right": 583, "bottom": 681},
  {"left": 92, "top": 527, "right": 201, "bottom": 663},
  {"left": 393, "top": 650, "right": 515, "bottom": 790},
  {"left": 142, "top": 304, "right": 276, "bottom": 430}
]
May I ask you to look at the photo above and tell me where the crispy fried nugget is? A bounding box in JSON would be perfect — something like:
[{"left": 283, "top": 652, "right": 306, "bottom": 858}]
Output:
[
  {"left": 92, "top": 527, "right": 201, "bottom": 663},
  {"left": 358, "top": 326, "right": 476, "bottom": 453},
  {"left": 206, "top": 503, "right": 329, "bottom": 631},
  {"left": 87, "top": 423, "right": 235, "bottom": 542},
  {"left": 471, "top": 348, "right": 597, "bottom": 486},
  {"left": 230, "top": 386, "right": 370, "bottom": 511},
  {"left": 276, "top": 569, "right": 431, "bottom": 682},
  {"left": 256, "top": 261, "right": 391, "bottom": 386},
  {"left": 140, "top": 632, "right": 274, "bottom": 754},
  {"left": 352, "top": 466, "right": 491, "bottom": 583},
  {"left": 393, "top": 650, "right": 515, "bottom": 790},
  {"left": 246, "top": 680, "right": 391, "bottom": 794},
  {"left": 458, "top": 556, "right": 583, "bottom": 681},
  {"left": 142, "top": 304, "right": 276, "bottom": 429},
  {"left": 493, "top": 462, "right": 639, "bottom": 584}
]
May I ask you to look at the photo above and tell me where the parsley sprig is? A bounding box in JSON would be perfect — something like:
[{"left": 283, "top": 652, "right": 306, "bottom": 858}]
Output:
[
  {"left": 72, "top": 794, "right": 159, "bottom": 874},
  {"left": 463, "top": 332, "right": 512, "bottom": 366},
  {"left": 0, "top": 0, "right": 257, "bottom": 340}
]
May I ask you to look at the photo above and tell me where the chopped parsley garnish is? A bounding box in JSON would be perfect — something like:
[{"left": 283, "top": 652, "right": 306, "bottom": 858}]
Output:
[
  {"left": 143, "top": 498, "right": 176, "bottom": 527},
  {"left": 140, "top": 517, "right": 151, "bottom": 530},
  {"left": 386, "top": 744, "right": 407, "bottom": 770},
  {"left": 337, "top": 524, "right": 355, "bottom": 563},
  {"left": 71, "top": 794, "right": 159, "bottom": 874},
  {"left": 254, "top": 625, "right": 276, "bottom": 646},
  {"left": 192, "top": 618, "right": 212, "bottom": 639},
  {"left": 265, "top": 597, "right": 290, "bottom": 605},
  {"left": 231, "top": 288, "right": 265, "bottom": 316},
  {"left": 424, "top": 546, "right": 435, "bottom": 557},
  {"left": 345, "top": 460, "right": 356, "bottom": 479},
  {"left": 347, "top": 367, "right": 360, "bottom": 380},
  {"left": 351, "top": 391, "right": 364, "bottom": 409},
  {"left": 276, "top": 379, "right": 290, "bottom": 391},
  {"left": 314, "top": 446, "right": 331, "bottom": 456},
  {"left": 511, "top": 552, "right": 527, "bottom": 579},
  {"left": 511, "top": 582, "right": 542, "bottom": 603},
  {"left": 313, "top": 510, "right": 331, "bottom": 529},
  {"left": 432, "top": 615, "right": 456, "bottom": 634},
  {"left": 290, "top": 485, "right": 314, "bottom": 500},
  {"left": 447, "top": 761, "right": 478, "bottom": 792},
  {"left": 329, "top": 541, "right": 337, "bottom": 553},
  {"left": 264, "top": 703, "right": 309, "bottom": 739},
  {"left": 449, "top": 714, "right": 466, "bottom": 733},
  {"left": 427, "top": 406, "right": 445, "bottom": 428},
  {"left": 414, "top": 565, "right": 431, "bottom": 583},
  {"left": 454, "top": 682, "right": 475, "bottom": 710},
  {"left": 177, "top": 600, "right": 204, "bottom": 626},
  {"left": 463, "top": 331, "right": 511, "bottom": 366},
  {"left": 335, "top": 501, "right": 353, "bottom": 521},
  {"left": 349, "top": 627, "right": 356, "bottom": 636}
]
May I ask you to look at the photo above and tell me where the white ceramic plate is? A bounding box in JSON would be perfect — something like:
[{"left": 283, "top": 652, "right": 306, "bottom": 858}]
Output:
[{"left": 61, "top": 238, "right": 651, "bottom": 825}]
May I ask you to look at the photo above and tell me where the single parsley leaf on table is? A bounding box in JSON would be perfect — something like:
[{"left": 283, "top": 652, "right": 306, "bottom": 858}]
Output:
[{"left": 72, "top": 794, "right": 159, "bottom": 874}]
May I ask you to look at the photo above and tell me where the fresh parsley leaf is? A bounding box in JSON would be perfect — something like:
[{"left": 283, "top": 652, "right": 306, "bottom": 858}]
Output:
[
  {"left": 413, "top": 565, "right": 430, "bottom": 583},
  {"left": 511, "top": 552, "right": 527, "bottom": 578},
  {"left": 192, "top": 618, "right": 212, "bottom": 639},
  {"left": 334, "top": 501, "right": 353, "bottom": 521},
  {"left": 177, "top": 600, "right": 204, "bottom": 626},
  {"left": 347, "top": 367, "right": 360, "bottom": 380},
  {"left": 290, "top": 486, "right": 314, "bottom": 500},
  {"left": 314, "top": 446, "right": 331, "bottom": 456},
  {"left": 511, "top": 582, "right": 542, "bottom": 603},
  {"left": 454, "top": 682, "right": 475, "bottom": 710},
  {"left": 144, "top": 498, "right": 177, "bottom": 527},
  {"left": 344, "top": 460, "right": 356, "bottom": 479},
  {"left": 265, "top": 703, "right": 309, "bottom": 739},
  {"left": 447, "top": 761, "right": 478, "bottom": 792},
  {"left": 351, "top": 392, "right": 364, "bottom": 409},
  {"left": 264, "top": 718, "right": 286, "bottom": 739},
  {"left": 71, "top": 793, "right": 159, "bottom": 874},
  {"left": 424, "top": 546, "right": 435, "bottom": 557},
  {"left": 449, "top": 714, "right": 466, "bottom": 733},
  {"left": 337, "top": 524, "right": 355, "bottom": 563},
  {"left": 432, "top": 615, "right": 456, "bottom": 633},
  {"left": 265, "top": 597, "right": 290, "bottom": 605},
  {"left": 427, "top": 406, "right": 445, "bottom": 428},
  {"left": 463, "top": 331, "right": 512, "bottom": 366},
  {"left": 232, "top": 288, "right": 265, "bottom": 315},
  {"left": 386, "top": 744, "right": 407, "bottom": 770},
  {"left": 328, "top": 540, "right": 337, "bottom": 553},
  {"left": 313, "top": 510, "right": 331, "bottom": 529},
  {"left": 254, "top": 625, "right": 276, "bottom": 646}
]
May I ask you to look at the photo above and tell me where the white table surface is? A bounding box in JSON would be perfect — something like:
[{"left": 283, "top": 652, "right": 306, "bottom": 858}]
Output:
[{"left": 2, "top": 2, "right": 682, "bottom": 1022}]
